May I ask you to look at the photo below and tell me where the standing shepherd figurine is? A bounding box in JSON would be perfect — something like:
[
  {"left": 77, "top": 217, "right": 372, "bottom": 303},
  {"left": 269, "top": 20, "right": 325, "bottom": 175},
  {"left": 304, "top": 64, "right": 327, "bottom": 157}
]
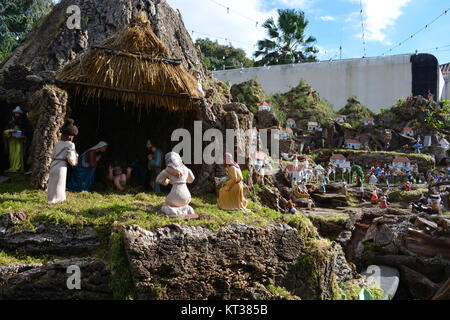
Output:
[
  {"left": 156, "top": 152, "right": 197, "bottom": 219},
  {"left": 47, "top": 119, "right": 79, "bottom": 204}
]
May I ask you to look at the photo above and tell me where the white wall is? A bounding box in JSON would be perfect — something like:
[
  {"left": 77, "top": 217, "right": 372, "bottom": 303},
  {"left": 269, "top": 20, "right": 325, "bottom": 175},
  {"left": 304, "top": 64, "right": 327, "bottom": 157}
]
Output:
[
  {"left": 445, "top": 76, "right": 450, "bottom": 101},
  {"left": 214, "top": 55, "right": 414, "bottom": 113}
]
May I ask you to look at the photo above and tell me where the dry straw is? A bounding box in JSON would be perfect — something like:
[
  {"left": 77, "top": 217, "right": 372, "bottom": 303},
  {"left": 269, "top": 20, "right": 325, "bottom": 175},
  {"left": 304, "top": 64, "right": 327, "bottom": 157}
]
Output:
[{"left": 56, "top": 11, "right": 202, "bottom": 113}]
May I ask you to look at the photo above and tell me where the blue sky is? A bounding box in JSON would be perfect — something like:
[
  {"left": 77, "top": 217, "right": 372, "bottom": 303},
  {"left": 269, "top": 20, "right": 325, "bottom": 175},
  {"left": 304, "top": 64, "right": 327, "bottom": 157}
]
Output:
[{"left": 167, "top": 0, "right": 450, "bottom": 65}]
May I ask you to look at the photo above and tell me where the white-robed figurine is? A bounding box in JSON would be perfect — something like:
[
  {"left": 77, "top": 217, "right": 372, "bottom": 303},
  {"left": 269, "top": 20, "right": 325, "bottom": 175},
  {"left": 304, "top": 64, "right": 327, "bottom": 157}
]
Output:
[
  {"left": 47, "top": 119, "right": 79, "bottom": 204},
  {"left": 156, "top": 152, "right": 198, "bottom": 219}
]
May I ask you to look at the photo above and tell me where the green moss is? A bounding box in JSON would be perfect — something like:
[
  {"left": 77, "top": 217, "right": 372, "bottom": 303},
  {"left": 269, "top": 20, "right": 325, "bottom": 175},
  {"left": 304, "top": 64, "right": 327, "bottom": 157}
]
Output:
[
  {"left": 389, "top": 188, "right": 428, "bottom": 203},
  {"left": 333, "top": 280, "right": 384, "bottom": 300},
  {"left": 108, "top": 231, "right": 133, "bottom": 300},
  {"left": 0, "top": 250, "right": 60, "bottom": 266},
  {"left": 266, "top": 285, "right": 295, "bottom": 300},
  {"left": 296, "top": 238, "right": 333, "bottom": 282}
]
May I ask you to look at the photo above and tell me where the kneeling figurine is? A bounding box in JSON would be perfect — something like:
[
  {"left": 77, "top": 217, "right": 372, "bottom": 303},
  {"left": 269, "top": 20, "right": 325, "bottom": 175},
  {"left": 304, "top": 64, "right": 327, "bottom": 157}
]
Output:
[{"left": 156, "top": 152, "right": 198, "bottom": 219}]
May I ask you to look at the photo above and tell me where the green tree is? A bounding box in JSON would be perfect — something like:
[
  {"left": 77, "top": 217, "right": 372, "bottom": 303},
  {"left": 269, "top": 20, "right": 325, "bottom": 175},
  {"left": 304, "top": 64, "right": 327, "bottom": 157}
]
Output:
[
  {"left": 0, "top": 0, "right": 54, "bottom": 62},
  {"left": 195, "top": 38, "right": 254, "bottom": 71},
  {"left": 254, "top": 9, "right": 318, "bottom": 67}
]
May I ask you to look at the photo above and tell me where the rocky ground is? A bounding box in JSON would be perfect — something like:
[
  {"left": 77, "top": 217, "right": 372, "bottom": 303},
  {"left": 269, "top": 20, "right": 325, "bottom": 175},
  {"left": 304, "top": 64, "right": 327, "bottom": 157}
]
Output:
[{"left": 0, "top": 173, "right": 448, "bottom": 300}]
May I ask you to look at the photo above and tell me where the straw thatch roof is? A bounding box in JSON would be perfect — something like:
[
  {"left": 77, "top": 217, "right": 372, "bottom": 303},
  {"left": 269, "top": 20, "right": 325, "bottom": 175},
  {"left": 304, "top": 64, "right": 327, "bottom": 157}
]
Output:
[{"left": 56, "top": 12, "right": 202, "bottom": 113}]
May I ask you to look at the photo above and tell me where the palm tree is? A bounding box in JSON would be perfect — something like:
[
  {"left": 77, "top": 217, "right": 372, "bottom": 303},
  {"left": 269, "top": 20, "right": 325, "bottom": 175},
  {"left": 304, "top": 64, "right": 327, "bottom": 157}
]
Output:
[{"left": 254, "top": 9, "right": 318, "bottom": 66}]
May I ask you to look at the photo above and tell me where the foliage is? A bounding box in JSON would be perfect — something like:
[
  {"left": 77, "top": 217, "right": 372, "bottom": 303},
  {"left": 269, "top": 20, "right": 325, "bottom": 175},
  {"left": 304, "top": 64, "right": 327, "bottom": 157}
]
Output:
[
  {"left": 333, "top": 280, "right": 384, "bottom": 301},
  {"left": 0, "top": 0, "right": 54, "bottom": 62},
  {"left": 270, "top": 80, "right": 335, "bottom": 124},
  {"left": 337, "top": 96, "right": 375, "bottom": 129},
  {"left": 254, "top": 9, "right": 318, "bottom": 66},
  {"left": 195, "top": 38, "right": 254, "bottom": 71},
  {"left": 266, "top": 285, "right": 295, "bottom": 300},
  {"left": 424, "top": 100, "right": 450, "bottom": 133},
  {"left": 108, "top": 231, "right": 133, "bottom": 300},
  {"left": 230, "top": 80, "right": 269, "bottom": 113}
]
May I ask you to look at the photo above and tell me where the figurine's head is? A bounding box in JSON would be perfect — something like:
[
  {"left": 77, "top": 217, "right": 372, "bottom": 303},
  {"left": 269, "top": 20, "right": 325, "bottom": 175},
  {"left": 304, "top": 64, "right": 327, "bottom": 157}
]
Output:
[{"left": 223, "top": 153, "right": 240, "bottom": 168}]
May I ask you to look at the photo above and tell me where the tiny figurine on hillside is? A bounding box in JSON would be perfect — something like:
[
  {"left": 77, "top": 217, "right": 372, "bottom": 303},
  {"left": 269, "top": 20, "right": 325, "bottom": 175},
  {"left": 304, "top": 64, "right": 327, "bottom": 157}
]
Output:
[
  {"left": 319, "top": 176, "right": 327, "bottom": 193},
  {"left": 405, "top": 181, "right": 412, "bottom": 192},
  {"left": 384, "top": 129, "right": 392, "bottom": 150},
  {"left": 256, "top": 166, "right": 265, "bottom": 186},
  {"left": 360, "top": 184, "right": 366, "bottom": 202},
  {"left": 156, "top": 152, "right": 197, "bottom": 219},
  {"left": 380, "top": 196, "right": 388, "bottom": 209},
  {"left": 428, "top": 195, "right": 442, "bottom": 215},
  {"left": 371, "top": 187, "right": 379, "bottom": 204},
  {"left": 414, "top": 142, "right": 423, "bottom": 154},
  {"left": 401, "top": 144, "right": 409, "bottom": 153},
  {"left": 342, "top": 181, "right": 348, "bottom": 196},
  {"left": 369, "top": 174, "right": 378, "bottom": 186},
  {"left": 218, "top": 153, "right": 249, "bottom": 212},
  {"left": 285, "top": 200, "right": 297, "bottom": 215},
  {"left": 47, "top": 119, "right": 79, "bottom": 205},
  {"left": 351, "top": 165, "right": 364, "bottom": 187}
]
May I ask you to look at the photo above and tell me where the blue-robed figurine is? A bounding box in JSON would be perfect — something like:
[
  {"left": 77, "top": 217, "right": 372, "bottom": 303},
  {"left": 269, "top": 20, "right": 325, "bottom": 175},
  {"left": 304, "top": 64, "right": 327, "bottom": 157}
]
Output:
[
  {"left": 68, "top": 141, "right": 108, "bottom": 192},
  {"left": 414, "top": 143, "right": 422, "bottom": 154}
]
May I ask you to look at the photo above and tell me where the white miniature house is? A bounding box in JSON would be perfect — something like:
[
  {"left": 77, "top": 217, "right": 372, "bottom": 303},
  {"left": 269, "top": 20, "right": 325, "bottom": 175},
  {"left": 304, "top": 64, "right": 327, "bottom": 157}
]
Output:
[
  {"left": 259, "top": 102, "right": 272, "bottom": 112},
  {"left": 345, "top": 139, "right": 361, "bottom": 150}
]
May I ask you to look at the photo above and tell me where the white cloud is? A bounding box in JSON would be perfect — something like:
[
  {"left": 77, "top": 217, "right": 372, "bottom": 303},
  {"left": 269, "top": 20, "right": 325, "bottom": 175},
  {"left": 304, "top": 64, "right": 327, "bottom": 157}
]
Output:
[
  {"left": 348, "top": 0, "right": 412, "bottom": 43},
  {"left": 276, "top": 0, "right": 312, "bottom": 8},
  {"left": 319, "top": 15, "right": 335, "bottom": 21},
  {"left": 167, "top": 0, "right": 276, "bottom": 60}
]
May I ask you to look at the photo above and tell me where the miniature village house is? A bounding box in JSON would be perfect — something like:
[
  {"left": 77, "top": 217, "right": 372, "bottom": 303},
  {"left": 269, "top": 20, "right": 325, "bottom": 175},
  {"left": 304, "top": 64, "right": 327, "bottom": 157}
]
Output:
[
  {"left": 403, "top": 127, "right": 414, "bottom": 137},
  {"left": 334, "top": 115, "right": 347, "bottom": 124},
  {"left": 345, "top": 139, "right": 361, "bottom": 150},
  {"left": 286, "top": 118, "right": 296, "bottom": 127},
  {"left": 307, "top": 121, "right": 321, "bottom": 132},
  {"left": 286, "top": 162, "right": 304, "bottom": 181},
  {"left": 286, "top": 127, "right": 294, "bottom": 136},
  {"left": 259, "top": 101, "right": 272, "bottom": 112},
  {"left": 330, "top": 154, "right": 350, "bottom": 169},
  {"left": 392, "top": 156, "right": 412, "bottom": 172},
  {"left": 364, "top": 117, "right": 375, "bottom": 126}
]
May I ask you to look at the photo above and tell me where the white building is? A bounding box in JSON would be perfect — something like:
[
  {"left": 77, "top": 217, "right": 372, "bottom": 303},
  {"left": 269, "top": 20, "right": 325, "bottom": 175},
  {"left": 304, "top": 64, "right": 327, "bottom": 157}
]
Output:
[
  {"left": 307, "top": 122, "right": 321, "bottom": 132},
  {"left": 334, "top": 115, "right": 347, "bottom": 124},
  {"left": 345, "top": 139, "right": 361, "bottom": 150},
  {"left": 392, "top": 156, "right": 412, "bottom": 172},
  {"left": 286, "top": 118, "right": 296, "bottom": 127},
  {"left": 364, "top": 118, "right": 375, "bottom": 126},
  {"left": 403, "top": 127, "right": 414, "bottom": 137},
  {"left": 259, "top": 102, "right": 272, "bottom": 112},
  {"left": 330, "top": 154, "right": 350, "bottom": 169}
]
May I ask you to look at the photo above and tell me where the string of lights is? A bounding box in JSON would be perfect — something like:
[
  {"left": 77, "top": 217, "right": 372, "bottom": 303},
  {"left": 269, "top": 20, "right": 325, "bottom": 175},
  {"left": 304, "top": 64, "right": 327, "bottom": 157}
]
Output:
[
  {"left": 191, "top": 30, "right": 255, "bottom": 47},
  {"left": 381, "top": 7, "right": 450, "bottom": 56},
  {"left": 207, "top": 0, "right": 261, "bottom": 27},
  {"left": 359, "top": 0, "right": 366, "bottom": 58}
]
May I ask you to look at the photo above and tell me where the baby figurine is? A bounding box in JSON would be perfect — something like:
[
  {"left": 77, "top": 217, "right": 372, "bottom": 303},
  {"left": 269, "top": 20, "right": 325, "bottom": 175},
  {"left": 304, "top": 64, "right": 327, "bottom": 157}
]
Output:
[{"left": 156, "top": 152, "right": 198, "bottom": 219}]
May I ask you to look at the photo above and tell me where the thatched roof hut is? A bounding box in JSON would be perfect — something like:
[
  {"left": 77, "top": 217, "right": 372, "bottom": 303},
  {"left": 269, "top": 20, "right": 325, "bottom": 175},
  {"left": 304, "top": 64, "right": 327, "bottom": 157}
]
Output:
[{"left": 56, "top": 12, "right": 202, "bottom": 113}]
